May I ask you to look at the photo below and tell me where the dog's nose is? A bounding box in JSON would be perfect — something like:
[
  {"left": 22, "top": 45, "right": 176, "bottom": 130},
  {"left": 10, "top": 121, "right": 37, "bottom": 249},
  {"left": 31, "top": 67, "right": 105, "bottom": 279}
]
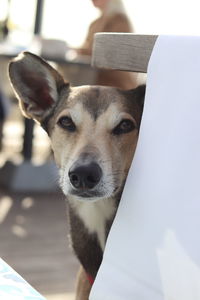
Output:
[{"left": 69, "top": 162, "right": 102, "bottom": 190}]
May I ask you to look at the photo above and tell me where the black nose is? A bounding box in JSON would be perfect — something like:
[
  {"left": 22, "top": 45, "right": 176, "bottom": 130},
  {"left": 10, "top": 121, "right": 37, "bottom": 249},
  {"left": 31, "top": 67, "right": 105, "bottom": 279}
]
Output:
[{"left": 69, "top": 162, "right": 102, "bottom": 190}]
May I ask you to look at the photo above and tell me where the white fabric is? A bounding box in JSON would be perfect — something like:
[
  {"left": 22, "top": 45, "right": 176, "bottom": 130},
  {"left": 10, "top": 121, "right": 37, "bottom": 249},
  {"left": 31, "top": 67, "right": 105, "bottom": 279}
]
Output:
[{"left": 90, "top": 35, "right": 200, "bottom": 300}]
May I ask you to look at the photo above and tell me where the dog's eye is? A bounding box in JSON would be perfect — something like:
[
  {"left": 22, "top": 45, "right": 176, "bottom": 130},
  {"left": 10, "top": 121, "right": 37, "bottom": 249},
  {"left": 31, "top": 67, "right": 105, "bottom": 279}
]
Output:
[
  {"left": 57, "top": 116, "right": 76, "bottom": 132},
  {"left": 113, "top": 119, "right": 136, "bottom": 135}
]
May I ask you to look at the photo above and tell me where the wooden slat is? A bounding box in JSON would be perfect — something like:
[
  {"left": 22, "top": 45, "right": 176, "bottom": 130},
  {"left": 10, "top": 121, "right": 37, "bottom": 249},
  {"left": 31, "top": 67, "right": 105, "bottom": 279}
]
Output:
[{"left": 92, "top": 33, "right": 158, "bottom": 73}]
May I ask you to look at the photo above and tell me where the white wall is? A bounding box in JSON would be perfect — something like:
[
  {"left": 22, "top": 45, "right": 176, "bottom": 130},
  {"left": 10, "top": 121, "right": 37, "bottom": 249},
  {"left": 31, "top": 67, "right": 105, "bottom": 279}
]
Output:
[{"left": 124, "top": 0, "right": 200, "bottom": 36}]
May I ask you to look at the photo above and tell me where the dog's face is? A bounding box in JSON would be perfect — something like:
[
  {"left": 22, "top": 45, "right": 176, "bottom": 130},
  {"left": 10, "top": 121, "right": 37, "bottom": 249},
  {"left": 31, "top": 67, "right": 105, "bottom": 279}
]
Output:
[
  {"left": 9, "top": 52, "right": 145, "bottom": 202},
  {"left": 49, "top": 85, "right": 144, "bottom": 201}
]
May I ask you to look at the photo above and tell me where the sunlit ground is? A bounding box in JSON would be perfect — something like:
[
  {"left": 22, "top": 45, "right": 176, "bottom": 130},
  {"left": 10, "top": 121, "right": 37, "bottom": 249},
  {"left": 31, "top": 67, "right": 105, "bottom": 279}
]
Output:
[{"left": 0, "top": 192, "right": 78, "bottom": 300}]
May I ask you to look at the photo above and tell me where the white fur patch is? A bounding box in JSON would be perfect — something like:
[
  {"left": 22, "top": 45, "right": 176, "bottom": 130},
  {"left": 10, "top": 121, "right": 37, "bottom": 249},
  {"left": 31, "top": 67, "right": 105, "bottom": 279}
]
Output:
[{"left": 69, "top": 196, "right": 117, "bottom": 250}]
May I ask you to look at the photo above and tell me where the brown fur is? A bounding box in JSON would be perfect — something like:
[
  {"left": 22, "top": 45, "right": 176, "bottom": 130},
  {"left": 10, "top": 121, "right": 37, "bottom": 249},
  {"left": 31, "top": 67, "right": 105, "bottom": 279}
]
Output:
[{"left": 8, "top": 52, "right": 145, "bottom": 299}]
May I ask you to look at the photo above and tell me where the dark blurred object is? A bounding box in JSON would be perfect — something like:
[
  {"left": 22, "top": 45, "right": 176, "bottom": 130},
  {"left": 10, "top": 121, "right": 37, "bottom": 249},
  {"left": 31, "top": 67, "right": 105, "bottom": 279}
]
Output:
[
  {"left": 23, "top": 0, "right": 44, "bottom": 162},
  {"left": 34, "top": 0, "right": 44, "bottom": 35},
  {"left": 0, "top": 92, "right": 6, "bottom": 121},
  {"left": 0, "top": 18, "right": 9, "bottom": 41},
  {"left": 0, "top": 0, "right": 10, "bottom": 41},
  {"left": 0, "top": 90, "right": 9, "bottom": 151}
]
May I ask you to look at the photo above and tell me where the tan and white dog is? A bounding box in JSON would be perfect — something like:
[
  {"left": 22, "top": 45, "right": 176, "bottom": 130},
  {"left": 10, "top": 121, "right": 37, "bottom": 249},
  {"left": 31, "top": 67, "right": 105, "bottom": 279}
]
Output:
[{"left": 9, "top": 52, "right": 145, "bottom": 300}]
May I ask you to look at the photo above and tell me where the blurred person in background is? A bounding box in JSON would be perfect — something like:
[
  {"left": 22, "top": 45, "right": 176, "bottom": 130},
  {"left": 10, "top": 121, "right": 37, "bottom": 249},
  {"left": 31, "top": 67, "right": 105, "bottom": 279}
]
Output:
[{"left": 78, "top": 0, "right": 137, "bottom": 89}]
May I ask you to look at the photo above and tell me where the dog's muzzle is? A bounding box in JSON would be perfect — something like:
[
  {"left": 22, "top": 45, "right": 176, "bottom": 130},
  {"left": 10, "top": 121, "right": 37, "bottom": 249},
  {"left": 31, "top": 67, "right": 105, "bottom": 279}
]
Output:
[{"left": 69, "top": 162, "right": 102, "bottom": 193}]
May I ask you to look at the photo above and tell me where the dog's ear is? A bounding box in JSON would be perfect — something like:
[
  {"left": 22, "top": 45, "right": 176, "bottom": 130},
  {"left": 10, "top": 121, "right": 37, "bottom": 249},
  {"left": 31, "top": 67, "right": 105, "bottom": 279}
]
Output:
[
  {"left": 9, "top": 51, "right": 69, "bottom": 123},
  {"left": 134, "top": 84, "right": 146, "bottom": 109}
]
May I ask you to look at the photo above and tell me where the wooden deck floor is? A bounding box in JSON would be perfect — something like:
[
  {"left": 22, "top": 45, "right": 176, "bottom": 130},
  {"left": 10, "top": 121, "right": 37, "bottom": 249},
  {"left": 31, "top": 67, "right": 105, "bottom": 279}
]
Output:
[
  {"left": 0, "top": 104, "right": 80, "bottom": 299},
  {"left": 0, "top": 189, "right": 79, "bottom": 300}
]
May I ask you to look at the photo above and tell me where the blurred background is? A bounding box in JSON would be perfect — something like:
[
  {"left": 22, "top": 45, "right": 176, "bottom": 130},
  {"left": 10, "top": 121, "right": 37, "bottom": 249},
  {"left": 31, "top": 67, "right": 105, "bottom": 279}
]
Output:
[
  {"left": 1, "top": 0, "right": 200, "bottom": 49},
  {"left": 0, "top": 0, "right": 200, "bottom": 299}
]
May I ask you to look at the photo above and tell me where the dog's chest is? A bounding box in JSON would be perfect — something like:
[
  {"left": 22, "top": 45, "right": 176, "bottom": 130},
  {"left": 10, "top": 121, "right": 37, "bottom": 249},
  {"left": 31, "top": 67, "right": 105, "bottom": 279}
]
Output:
[{"left": 70, "top": 197, "right": 116, "bottom": 250}]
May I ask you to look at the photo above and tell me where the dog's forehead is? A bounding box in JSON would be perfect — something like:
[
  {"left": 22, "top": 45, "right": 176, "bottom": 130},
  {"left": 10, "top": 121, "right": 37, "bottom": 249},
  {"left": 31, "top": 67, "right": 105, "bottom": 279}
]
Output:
[{"left": 67, "top": 85, "right": 123, "bottom": 120}]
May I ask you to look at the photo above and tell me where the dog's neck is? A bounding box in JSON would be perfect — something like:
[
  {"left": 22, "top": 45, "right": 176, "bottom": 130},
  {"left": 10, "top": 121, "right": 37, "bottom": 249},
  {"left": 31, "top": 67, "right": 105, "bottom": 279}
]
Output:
[{"left": 68, "top": 196, "right": 117, "bottom": 250}]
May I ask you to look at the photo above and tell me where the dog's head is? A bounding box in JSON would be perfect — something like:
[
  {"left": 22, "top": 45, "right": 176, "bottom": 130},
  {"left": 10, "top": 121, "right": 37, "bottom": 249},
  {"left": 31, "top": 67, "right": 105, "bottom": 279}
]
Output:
[{"left": 9, "top": 52, "right": 145, "bottom": 202}]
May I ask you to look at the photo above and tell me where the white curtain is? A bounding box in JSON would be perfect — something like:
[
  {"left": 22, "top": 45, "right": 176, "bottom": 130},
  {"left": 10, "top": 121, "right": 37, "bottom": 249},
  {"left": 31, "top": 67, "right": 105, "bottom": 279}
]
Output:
[{"left": 90, "top": 35, "right": 200, "bottom": 300}]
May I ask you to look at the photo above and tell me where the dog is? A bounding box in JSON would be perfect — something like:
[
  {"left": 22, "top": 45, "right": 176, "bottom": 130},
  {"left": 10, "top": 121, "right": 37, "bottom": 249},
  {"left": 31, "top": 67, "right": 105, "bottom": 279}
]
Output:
[{"left": 8, "top": 52, "right": 145, "bottom": 300}]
